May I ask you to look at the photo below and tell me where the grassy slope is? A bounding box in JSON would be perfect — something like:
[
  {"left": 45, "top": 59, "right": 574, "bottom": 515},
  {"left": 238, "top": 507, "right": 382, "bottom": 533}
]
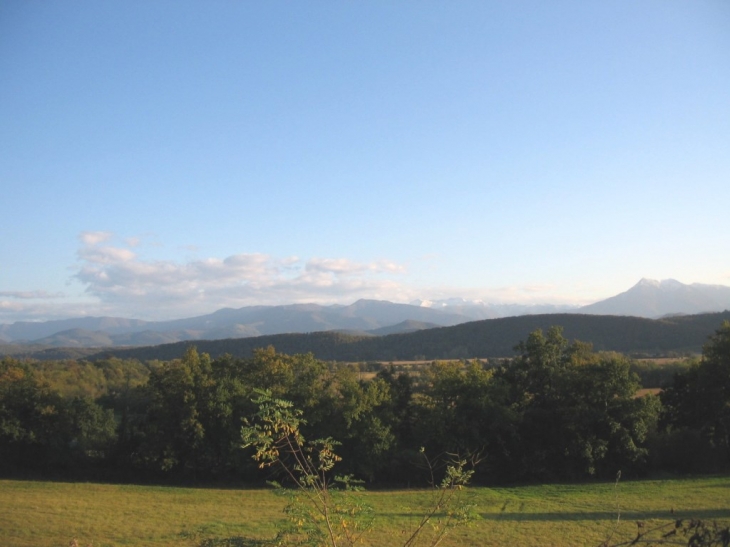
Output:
[{"left": 2, "top": 477, "right": 729, "bottom": 547}]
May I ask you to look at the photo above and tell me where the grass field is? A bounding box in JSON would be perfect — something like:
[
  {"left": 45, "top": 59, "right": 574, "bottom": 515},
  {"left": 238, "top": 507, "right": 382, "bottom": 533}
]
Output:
[{"left": 2, "top": 476, "right": 729, "bottom": 547}]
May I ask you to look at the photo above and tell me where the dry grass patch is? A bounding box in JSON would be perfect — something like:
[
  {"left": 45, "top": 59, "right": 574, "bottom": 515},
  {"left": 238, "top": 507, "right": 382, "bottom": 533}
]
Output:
[
  {"left": 0, "top": 481, "right": 283, "bottom": 547},
  {"left": 1, "top": 476, "right": 729, "bottom": 547}
]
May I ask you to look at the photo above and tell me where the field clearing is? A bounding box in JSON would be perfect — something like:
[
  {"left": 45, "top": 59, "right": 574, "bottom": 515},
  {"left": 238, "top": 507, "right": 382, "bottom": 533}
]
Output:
[
  {"left": 635, "top": 358, "right": 693, "bottom": 365},
  {"left": 634, "top": 388, "right": 662, "bottom": 397},
  {"left": 1, "top": 476, "right": 728, "bottom": 547}
]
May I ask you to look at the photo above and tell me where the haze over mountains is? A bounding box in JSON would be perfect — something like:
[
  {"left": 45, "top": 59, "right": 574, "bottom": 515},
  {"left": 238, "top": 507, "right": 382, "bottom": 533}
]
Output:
[
  {"left": 1, "top": 279, "right": 729, "bottom": 349},
  {"left": 578, "top": 278, "right": 730, "bottom": 317}
]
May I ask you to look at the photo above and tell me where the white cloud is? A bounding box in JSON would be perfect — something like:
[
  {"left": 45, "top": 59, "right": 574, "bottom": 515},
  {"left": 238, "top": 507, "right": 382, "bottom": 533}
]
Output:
[
  {"left": 305, "top": 258, "right": 368, "bottom": 275},
  {"left": 78, "top": 246, "right": 136, "bottom": 264},
  {"left": 0, "top": 232, "right": 609, "bottom": 323},
  {"left": 0, "top": 290, "right": 64, "bottom": 299},
  {"left": 0, "top": 298, "right": 110, "bottom": 323},
  {"left": 303, "top": 257, "right": 405, "bottom": 276},
  {"left": 79, "top": 231, "right": 112, "bottom": 245},
  {"left": 0, "top": 300, "right": 24, "bottom": 312},
  {"left": 67, "top": 233, "right": 412, "bottom": 319},
  {"left": 374, "top": 260, "right": 407, "bottom": 273}
]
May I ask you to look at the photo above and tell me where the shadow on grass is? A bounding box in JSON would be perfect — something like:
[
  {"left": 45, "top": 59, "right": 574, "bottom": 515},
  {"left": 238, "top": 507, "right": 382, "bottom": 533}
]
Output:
[
  {"left": 375, "top": 508, "right": 730, "bottom": 522},
  {"left": 199, "top": 537, "right": 274, "bottom": 547},
  {"left": 477, "top": 509, "right": 730, "bottom": 522}
]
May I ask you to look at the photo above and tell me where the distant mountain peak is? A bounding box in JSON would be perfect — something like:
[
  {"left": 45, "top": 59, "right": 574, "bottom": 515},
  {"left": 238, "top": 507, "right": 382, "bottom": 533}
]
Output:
[
  {"left": 636, "top": 278, "right": 683, "bottom": 290},
  {"left": 581, "top": 278, "right": 730, "bottom": 318},
  {"left": 636, "top": 278, "right": 660, "bottom": 287},
  {"left": 410, "top": 297, "right": 487, "bottom": 308}
]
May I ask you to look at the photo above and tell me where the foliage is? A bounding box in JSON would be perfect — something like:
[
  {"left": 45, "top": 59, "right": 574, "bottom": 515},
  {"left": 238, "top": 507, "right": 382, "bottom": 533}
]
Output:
[
  {"left": 241, "top": 390, "right": 477, "bottom": 547},
  {"left": 498, "top": 328, "right": 660, "bottom": 480},
  {"left": 241, "top": 389, "right": 374, "bottom": 547},
  {"left": 399, "top": 449, "right": 478, "bottom": 547},
  {"left": 2, "top": 319, "right": 729, "bottom": 484},
  {"left": 413, "top": 360, "right": 516, "bottom": 483},
  {"left": 29, "top": 357, "right": 150, "bottom": 399},
  {"left": 660, "top": 321, "right": 730, "bottom": 471},
  {"left": 133, "top": 347, "right": 215, "bottom": 474},
  {"left": 0, "top": 357, "right": 116, "bottom": 473}
]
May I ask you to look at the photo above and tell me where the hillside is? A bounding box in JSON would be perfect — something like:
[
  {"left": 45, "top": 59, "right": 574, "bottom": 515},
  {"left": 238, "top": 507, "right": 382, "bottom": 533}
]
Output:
[
  {"left": 73, "top": 311, "right": 730, "bottom": 363},
  {"left": 0, "top": 299, "right": 469, "bottom": 347},
  {"left": 5, "top": 280, "right": 730, "bottom": 349}
]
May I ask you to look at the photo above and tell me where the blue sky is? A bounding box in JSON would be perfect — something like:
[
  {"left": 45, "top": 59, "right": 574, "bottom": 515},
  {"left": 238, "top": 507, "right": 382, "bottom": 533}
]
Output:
[{"left": 1, "top": 1, "right": 729, "bottom": 322}]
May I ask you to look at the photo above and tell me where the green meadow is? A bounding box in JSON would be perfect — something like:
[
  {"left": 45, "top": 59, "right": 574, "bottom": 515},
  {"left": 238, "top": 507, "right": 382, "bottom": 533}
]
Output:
[{"left": 2, "top": 476, "right": 729, "bottom": 547}]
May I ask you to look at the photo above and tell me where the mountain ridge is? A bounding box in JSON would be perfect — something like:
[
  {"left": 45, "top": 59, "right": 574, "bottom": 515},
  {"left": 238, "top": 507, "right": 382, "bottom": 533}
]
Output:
[
  {"left": 4, "top": 309, "right": 730, "bottom": 362},
  {"left": 55, "top": 311, "right": 730, "bottom": 363},
  {"left": 0, "top": 299, "right": 470, "bottom": 347},
  {"left": 578, "top": 278, "right": 730, "bottom": 317},
  {"left": 3, "top": 279, "right": 730, "bottom": 348}
]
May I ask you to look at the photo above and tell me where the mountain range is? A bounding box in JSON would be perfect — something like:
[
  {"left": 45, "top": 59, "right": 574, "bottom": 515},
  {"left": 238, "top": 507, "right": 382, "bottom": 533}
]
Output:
[
  {"left": 1, "top": 278, "right": 729, "bottom": 350},
  {"left": 19, "top": 310, "right": 730, "bottom": 363}
]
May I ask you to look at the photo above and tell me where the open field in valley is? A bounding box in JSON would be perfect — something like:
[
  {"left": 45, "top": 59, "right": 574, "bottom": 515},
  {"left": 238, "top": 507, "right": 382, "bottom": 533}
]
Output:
[{"left": 2, "top": 476, "right": 729, "bottom": 547}]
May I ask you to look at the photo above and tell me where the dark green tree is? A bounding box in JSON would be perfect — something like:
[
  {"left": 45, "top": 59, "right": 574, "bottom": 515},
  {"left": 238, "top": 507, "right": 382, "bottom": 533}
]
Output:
[
  {"left": 0, "top": 358, "right": 115, "bottom": 474},
  {"left": 302, "top": 366, "right": 396, "bottom": 482},
  {"left": 660, "top": 320, "right": 730, "bottom": 469},
  {"left": 412, "top": 360, "right": 514, "bottom": 483},
  {"left": 500, "top": 327, "right": 659, "bottom": 480},
  {"left": 134, "top": 346, "right": 215, "bottom": 476}
]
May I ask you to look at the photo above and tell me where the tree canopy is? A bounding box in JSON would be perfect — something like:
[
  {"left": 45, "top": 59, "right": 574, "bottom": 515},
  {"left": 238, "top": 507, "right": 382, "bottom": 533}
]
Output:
[{"left": 1, "top": 322, "right": 728, "bottom": 484}]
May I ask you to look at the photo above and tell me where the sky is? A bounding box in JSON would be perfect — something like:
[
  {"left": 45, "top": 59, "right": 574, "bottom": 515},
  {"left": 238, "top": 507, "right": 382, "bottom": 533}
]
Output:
[{"left": 1, "top": 1, "right": 729, "bottom": 323}]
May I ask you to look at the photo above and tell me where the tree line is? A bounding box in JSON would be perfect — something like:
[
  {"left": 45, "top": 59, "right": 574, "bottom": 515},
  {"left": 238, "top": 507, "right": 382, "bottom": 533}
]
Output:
[{"left": 1, "top": 322, "right": 729, "bottom": 485}]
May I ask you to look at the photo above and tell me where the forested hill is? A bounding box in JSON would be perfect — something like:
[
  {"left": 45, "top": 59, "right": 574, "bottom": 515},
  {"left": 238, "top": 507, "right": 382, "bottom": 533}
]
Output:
[{"left": 83, "top": 311, "right": 730, "bottom": 362}]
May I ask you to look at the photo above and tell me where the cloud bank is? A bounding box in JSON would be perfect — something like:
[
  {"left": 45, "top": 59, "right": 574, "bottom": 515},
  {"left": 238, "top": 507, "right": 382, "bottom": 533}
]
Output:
[
  {"left": 0, "top": 290, "right": 65, "bottom": 299},
  {"left": 0, "top": 232, "right": 593, "bottom": 323},
  {"left": 69, "top": 234, "right": 412, "bottom": 319}
]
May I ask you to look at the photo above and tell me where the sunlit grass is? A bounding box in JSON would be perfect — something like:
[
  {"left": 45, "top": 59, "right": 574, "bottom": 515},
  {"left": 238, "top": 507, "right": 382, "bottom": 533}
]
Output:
[
  {"left": 2, "top": 476, "right": 728, "bottom": 546},
  {"left": 0, "top": 481, "right": 282, "bottom": 547}
]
